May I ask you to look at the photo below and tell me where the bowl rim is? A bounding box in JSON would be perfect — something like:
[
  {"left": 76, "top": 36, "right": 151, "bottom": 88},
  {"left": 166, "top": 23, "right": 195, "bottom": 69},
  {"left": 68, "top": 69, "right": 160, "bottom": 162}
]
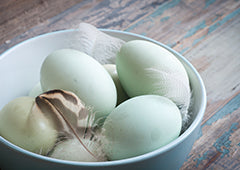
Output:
[{"left": 0, "top": 29, "right": 207, "bottom": 167}]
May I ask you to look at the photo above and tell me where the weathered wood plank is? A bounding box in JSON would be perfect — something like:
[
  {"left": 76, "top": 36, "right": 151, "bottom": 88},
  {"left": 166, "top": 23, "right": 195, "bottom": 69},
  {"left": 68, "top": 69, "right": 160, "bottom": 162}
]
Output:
[
  {"left": 181, "top": 93, "right": 240, "bottom": 169},
  {"left": 0, "top": 0, "right": 84, "bottom": 45},
  {"left": 0, "top": 0, "right": 163, "bottom": 54},
  {"left": 180, "top": 10, "right": 240, "bottom": 170},
  {"left": 186, "top": 16, "right": 240, "bottom": 123},
  {"left": 1, "top": 0, "right": 239, "bottom": 54},
  {"left": 125, "top": 0, "right": 240, "bottom": 53}
]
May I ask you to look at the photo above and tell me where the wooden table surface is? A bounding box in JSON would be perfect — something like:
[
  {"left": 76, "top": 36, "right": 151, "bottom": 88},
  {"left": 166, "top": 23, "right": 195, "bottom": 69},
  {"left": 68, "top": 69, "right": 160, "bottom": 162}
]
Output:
[{"left": 0, "top": 0, "right": 239, "bottom": 169}]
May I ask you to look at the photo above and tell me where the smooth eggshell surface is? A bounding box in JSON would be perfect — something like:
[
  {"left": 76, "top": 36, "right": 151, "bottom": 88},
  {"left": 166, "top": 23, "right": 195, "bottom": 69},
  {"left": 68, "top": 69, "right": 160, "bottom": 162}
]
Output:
[
  {"left": 103, "top": 64, "right": 129, "bottom": 105},
  {"left": 116, "top": 40, "right": 191, "bottom": 126},
  {"left": 0, "top": 97, "right": 57, "bottom": 155},
  {"left": 40, "top": 49, "right": 117, "bottom": 119},
  {"left": 102, "top": 95, "right": 182, "bottom": 160},
  {"left": 28, "top": 82, "right": 43, "bottom": 97}
]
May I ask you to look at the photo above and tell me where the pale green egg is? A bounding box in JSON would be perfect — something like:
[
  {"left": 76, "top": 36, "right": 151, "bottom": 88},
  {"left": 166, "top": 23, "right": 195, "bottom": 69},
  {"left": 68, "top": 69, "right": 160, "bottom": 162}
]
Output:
[
  {"left": 40, "top": 49, "right": 117, "bottom": 119},
  {"left": 116, "top": 40, "right": 191, "bottom": 126},
  {"left": 102, "top": 95, "right": 182, "bottom": 160},
  {"left": 103, "top": 64, "right": 129, "bottom": 105},
  {"left": 0, "top": 97, "right": 57, "bottom": 155},
  {"left": 28, "top": 82, "right": 43, "bottom": 97}
]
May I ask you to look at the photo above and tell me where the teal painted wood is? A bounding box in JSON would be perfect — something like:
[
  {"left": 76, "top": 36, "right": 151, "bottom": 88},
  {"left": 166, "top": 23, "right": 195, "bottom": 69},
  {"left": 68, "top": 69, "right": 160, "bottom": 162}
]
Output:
[
  {"left": 195, "top": 121, "right": 239, "bottom": 168},
  {"left": 125, "top": 0, "right": 181, "bottom": 32},
  {"left": 195, "top": 94, "right": 240, "bottom": 166},
  {"left": 123, "top": 0, "right": 240, "bottom": 57},
  {"left": 204, "top": 0, "right": 217, "bottom": 9},
  {"left": 203, "top": 93, "right": 240, "bottom": 127},
  {"left": 184, "top": 21, "right": 207, "bottom": 38}
]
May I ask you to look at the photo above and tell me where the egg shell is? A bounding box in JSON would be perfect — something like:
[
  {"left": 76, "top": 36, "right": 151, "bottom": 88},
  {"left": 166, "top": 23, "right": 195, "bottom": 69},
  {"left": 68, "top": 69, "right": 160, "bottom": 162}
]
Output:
[
  {"left": 0, "top": 97, "right": 57, "bottom": 155},
  {"left": 116, "top": 40, "right": 191, "bottom": 126},
  {"left": 28, "top": 82, "right": 43, "bottom": 97},
  {"left": 102, "top": 95, "right": 182, "bottom": 160},
  {"left": 103, "top": 64, "right": 129, "bottom": 105},
  {"left": 40, "top": 49, "right": 117, "bottom": 119}
]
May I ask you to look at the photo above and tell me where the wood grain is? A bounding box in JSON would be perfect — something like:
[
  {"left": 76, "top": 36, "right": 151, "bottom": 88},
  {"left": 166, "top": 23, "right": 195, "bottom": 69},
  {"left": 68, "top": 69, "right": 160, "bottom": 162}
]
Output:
[
  {"left": 0, "top": 0, "right": 240, "bottom": 169},
  {"left": 0, "top": 0, "right": 84, "bottom": 45},
  {"left": 0, "top": 0, "right": 162, "bottom": 53}
]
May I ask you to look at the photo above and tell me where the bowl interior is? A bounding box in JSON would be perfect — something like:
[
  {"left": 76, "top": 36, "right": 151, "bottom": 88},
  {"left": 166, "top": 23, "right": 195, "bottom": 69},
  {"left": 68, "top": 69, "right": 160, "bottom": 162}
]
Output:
[{"left": 0, "top": 29, "right": 206, "bottom": 165}]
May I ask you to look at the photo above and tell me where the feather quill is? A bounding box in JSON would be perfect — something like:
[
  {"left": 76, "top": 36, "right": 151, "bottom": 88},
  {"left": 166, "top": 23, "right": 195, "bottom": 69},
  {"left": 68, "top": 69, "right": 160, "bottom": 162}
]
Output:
[{"left": 34, "top": 89, "right": 106, "bottom": 161}]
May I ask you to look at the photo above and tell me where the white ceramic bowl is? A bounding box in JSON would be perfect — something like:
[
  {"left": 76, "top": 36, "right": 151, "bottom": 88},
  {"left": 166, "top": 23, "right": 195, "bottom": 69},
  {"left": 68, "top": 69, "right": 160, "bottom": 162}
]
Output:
[{"left": 0, "top": 29, "right": 206, "bottom": 170}]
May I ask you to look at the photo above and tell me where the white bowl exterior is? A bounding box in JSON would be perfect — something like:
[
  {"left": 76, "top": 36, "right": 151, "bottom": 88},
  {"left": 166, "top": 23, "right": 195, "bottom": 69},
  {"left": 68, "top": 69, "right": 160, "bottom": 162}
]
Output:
[{"left": 0, "top": 30, "right": 206, "bottom": 170}]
